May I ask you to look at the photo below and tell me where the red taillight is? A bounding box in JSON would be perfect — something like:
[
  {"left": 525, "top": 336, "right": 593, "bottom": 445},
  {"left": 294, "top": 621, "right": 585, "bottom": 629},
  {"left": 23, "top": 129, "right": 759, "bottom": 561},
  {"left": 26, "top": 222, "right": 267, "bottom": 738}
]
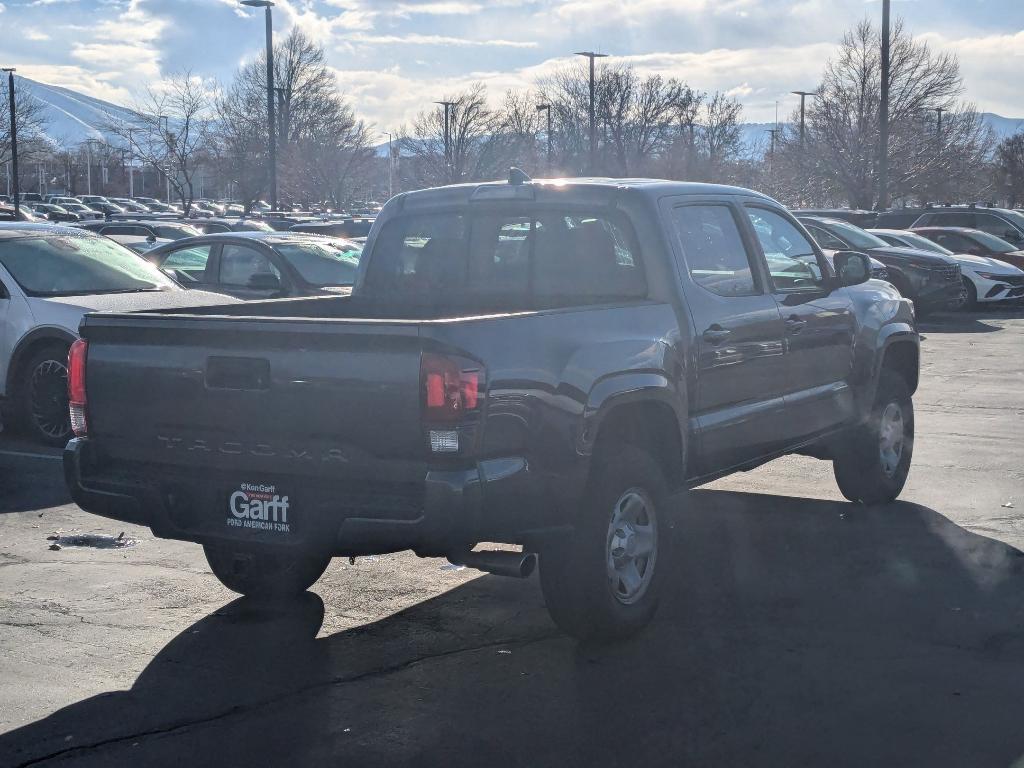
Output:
[
  {"left": 68, "top": 338, "right": 88, "bottom": 437},
  {"left": 420, "top": 353, "right": 483, "bottom": 423}
]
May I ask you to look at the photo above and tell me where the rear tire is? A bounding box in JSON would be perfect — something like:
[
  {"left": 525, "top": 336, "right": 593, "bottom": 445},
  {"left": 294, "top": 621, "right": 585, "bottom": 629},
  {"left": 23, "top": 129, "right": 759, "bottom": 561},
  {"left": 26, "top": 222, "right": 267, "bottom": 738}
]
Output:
[
  {"left": 833, "top": 371, "right": 914, "bottom": 504},
  {"left": 204, "top": 545, "right": 331, "bottom": 600},
  {"left": 539, "top": 445, "right": 668, "bottom": 642},
  {"left": 14, "top": 343, "right": 72, "bottom": 446}
]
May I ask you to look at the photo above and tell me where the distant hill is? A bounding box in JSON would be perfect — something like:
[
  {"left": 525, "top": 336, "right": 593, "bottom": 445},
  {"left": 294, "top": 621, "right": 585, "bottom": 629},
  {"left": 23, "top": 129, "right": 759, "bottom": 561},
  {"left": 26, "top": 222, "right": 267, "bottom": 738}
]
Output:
[
  {"left": 15, "top": 75, "right": 1023, "bottom": 153},
  {"left": 14, "top": 76, "right": 139, "bottom": 148},
  {"left": 740, "top": 113, "right": 1022, "bottom": 155}
]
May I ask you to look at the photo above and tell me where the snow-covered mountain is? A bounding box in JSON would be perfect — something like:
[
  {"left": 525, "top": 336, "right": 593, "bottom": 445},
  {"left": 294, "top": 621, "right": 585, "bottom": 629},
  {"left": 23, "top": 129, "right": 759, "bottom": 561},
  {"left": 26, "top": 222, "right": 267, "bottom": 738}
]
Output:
[{"left": 14, "top": 76, "right": 139, "bottom": 148}]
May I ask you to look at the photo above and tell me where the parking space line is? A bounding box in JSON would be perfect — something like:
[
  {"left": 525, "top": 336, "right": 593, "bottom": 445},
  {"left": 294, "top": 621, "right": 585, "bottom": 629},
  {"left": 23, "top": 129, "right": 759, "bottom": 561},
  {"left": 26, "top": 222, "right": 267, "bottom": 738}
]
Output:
[{"left": 0, "top": 449, "right": 63, "bottom": 462}]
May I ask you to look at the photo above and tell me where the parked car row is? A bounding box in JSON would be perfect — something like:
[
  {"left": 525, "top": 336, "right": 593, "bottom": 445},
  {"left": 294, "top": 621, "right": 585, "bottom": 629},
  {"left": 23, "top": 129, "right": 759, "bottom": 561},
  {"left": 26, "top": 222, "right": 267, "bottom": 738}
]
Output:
[
  {"left": 796, "top": 214, "right": 1024, "bottom": 313},
  {"left": 794, "top": 203, "right": 1024, "bottom": 250}
]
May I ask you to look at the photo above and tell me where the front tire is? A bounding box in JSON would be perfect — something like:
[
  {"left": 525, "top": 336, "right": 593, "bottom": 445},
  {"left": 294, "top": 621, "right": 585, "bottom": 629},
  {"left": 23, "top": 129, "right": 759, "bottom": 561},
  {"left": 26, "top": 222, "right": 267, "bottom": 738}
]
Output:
[
  {"left": 539, "top": 446, "right": 668, "bottom": 642},
  {"left": 833, "top": 372, "right": 914, "bottom": 504},
  {"left": 15, "top": 344, "right": 72, "bottom": 446},
  {"left": 204, "top": 545, "right": 331, "bottom": 600},
  {"left": 961, "top": 277, "right": 978, "bottom": 311}
]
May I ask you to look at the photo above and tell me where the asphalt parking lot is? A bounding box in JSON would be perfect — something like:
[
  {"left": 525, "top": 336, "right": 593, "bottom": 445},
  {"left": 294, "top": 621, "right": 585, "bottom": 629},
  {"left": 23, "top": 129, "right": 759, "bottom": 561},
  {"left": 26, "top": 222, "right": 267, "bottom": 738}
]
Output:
[{"left": 1, "top": 308, "right": 1023, "bottom": 768}]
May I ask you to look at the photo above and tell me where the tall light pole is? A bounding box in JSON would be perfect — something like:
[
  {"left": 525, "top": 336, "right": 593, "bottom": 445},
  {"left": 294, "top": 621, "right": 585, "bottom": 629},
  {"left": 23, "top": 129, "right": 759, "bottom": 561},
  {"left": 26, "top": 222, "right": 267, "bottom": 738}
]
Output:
[
  {"left": 158, "top": 114, "right": 171, "bottom": 203},
  {"left": 383, "top": 132, "right": 394, "bottom": 199},
  {"left": 536, "top": 103, "right": 552, "bottom": 174},
  {"left": 876, "top": 0, "right": 892, "bottom": 211},
  {"left": 242, "top": 0, "right": 277, "bottom": 210},
  {"left": 792, "top": 90, "right": 816, "bottom": 147},
  {"left": 86, "top": 141, "right": 93, "bottom": 194},
  {"left": 765, "top": 128, "right": 779, "bottom": 174},
  {"left": 934, "top": 106, "right": 945, "bottom": 140},
  {"left": 3, "top": 68, "right": 19, "bottom": 218},
  {"left": 574, "top": 51, "right": 607, "bottom": 175},
  {"left": 126, "top": 127, "right": 134, "bottom": 198},
  {"left": 434, "top": 101, "right": 456, "bottom": 182}
]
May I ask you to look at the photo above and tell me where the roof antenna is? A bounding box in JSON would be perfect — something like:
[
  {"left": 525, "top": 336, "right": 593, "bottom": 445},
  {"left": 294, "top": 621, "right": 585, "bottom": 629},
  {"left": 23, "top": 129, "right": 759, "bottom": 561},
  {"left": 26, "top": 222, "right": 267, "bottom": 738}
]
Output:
[{"left": 508, "top": 167, "right": 531, "bottom": 186}]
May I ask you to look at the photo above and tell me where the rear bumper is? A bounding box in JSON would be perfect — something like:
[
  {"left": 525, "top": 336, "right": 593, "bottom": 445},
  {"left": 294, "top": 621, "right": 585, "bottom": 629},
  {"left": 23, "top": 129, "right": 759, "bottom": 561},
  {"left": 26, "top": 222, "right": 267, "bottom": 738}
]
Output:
[{"left": 64, "top": 438, "right": 553, "bottom": 556}]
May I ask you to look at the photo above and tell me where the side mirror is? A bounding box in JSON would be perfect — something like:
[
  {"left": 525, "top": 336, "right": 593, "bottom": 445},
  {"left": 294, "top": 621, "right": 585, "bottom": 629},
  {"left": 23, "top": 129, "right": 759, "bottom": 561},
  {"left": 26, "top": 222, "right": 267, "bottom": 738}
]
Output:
[
  {"left": 146, "top": 234, "right": 156, "bottom": 243},
  {"left": 1005, "top": 230, "right": 1022, "bottom": 243},
  {"left": 834, "top": 250, "right": 871, "bottom": 287},
  {"left": 247, "top": 272, "right": 282, "bottom": 291}
]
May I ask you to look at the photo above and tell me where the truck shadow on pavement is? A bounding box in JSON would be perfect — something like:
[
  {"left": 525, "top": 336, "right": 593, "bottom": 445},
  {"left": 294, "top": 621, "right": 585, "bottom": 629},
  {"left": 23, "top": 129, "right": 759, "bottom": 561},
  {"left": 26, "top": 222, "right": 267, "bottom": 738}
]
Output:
[
  {"left": 4, "top": 490, "right": 1024, "bottom": 768},
  {"left": 0, "top": 453, "right": 70, "bottom": 515},
  {"left": 920, "top": 304, "right": 1024, "bottom": 334}
]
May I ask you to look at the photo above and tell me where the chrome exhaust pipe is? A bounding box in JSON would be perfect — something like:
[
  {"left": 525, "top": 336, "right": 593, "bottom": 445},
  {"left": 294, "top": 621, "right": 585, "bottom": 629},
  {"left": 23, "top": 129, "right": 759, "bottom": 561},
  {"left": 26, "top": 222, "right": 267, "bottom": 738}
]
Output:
[{"left": 449, "top": 550, "right": 537, "bottom": 579}]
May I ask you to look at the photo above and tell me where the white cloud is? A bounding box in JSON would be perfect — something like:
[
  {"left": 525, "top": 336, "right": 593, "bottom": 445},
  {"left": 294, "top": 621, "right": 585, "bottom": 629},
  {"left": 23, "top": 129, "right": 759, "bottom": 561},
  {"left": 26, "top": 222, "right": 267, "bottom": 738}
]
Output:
[
  {"left": 346, "top": 32, "right": 538, "bottom": 48},
  {"left": 23, "top": 28, "right": 50, "bottom": 40},
  {"left": 919, "top": 29, "right": 1024, "bottom": 119},
  {"left": 392, "top": 2, "right": 483, "bottom": 15},
  {"left": 15, "top": 65, "right": 134, "bottom": 105}
]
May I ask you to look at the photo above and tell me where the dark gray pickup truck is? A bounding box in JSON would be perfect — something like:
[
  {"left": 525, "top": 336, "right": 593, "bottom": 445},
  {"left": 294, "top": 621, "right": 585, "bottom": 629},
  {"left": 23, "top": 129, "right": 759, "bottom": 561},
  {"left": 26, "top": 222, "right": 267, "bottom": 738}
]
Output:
[{"left": 64, "top": 176, "right": 919, "bottom": 641}]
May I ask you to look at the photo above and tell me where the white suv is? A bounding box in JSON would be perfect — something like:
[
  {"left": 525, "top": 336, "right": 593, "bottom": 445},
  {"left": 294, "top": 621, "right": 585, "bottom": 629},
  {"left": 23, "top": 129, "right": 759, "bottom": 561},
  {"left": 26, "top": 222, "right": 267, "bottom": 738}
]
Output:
[{"left": 0, "top": 224, "right": 233, "bottom": 444}]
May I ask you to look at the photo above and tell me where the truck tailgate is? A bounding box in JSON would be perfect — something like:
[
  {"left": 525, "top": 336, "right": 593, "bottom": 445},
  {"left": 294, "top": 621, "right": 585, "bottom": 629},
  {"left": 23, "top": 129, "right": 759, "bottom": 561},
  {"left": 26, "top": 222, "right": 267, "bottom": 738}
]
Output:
[{"left": 81, "top": 315, "right": 426, "bottom": 482}]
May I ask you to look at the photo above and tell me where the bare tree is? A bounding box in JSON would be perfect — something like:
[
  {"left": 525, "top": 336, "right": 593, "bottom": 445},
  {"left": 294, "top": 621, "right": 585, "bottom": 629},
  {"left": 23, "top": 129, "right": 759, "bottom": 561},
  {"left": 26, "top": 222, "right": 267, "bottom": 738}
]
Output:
[
  {"left": 536, "top": 62, "right": 700, "bottom": 177},
  {"left": 215, "top": 29, "right": 375, "bottom": 207},
  {"left": 399, "top": 84, "right": 495, "bottom": 187},
  {"left": 0, "top": 77, "right": 50, "bottom": 181},
  {"left": 476, "top": 89, "right": 544, "bottom": 178},
  {"left": 799, "top": 17, "right": 989, "bottom": 208},
  {"left": 697, "top": 92, "right": 744, "bottom": 181},
  {"left": 993, "top": 132, "right": 1024, "bottom": 208},
  {"left": 105, "top": 70, "right": 214, "bottom": 215}
]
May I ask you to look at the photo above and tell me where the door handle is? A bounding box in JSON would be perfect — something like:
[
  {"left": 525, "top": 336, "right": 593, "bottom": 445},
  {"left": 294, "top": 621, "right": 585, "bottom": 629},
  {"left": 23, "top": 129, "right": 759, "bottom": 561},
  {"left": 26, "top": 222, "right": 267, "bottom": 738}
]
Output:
[
  {"left": 786, "top": 316, "right": 807, "bottom": 334},
  {"left": 702, "top": 326, "right": 732, "bottom": 345}
]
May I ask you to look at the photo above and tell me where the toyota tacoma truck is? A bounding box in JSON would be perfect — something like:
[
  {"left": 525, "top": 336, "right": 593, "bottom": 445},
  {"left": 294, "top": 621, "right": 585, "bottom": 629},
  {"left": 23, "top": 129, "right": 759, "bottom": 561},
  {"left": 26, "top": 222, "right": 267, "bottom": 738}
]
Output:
[{"left": 63, "top": 175, "right": 919, "bottom": 641}]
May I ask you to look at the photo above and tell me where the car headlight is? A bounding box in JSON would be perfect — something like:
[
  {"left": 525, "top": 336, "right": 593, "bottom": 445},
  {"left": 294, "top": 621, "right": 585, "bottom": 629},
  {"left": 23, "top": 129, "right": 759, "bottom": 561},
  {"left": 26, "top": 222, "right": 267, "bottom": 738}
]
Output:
[{"left": 975, "top": 272, "right": 1012, "bottom": 281}]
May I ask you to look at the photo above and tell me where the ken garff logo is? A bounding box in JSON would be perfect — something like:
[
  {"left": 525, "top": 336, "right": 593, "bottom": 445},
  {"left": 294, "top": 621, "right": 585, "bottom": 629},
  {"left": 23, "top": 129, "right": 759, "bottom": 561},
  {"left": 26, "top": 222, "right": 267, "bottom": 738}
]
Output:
[{"left": 229, "top": 482, "right": 289, "bottom": 524}]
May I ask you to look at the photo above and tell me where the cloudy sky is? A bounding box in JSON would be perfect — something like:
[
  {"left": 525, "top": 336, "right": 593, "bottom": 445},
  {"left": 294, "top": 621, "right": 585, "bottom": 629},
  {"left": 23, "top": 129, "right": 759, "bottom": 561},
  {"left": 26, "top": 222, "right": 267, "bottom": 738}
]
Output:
[{"left": 2, "top": 0, "right": 1022, "bottom": 131}]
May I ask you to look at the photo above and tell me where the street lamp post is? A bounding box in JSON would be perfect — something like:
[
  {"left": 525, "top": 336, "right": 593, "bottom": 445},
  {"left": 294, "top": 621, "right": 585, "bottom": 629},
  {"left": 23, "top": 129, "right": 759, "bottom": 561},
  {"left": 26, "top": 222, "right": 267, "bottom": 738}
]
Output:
[
  {"left": 791, "top": 90, "right": 816, "bottom": 146},
  {"left": 241, "top": 0, "right": 277, "bottom": 211},
  {"left": 434, "top": 101, "right": 456, "bottom": 183},
  {"left": 126, "top": 128, "right": 134, "bottom": 198},
  {"left": 383, "top": 131, "right": 394, "bottom": 199},
  {"left": 3, "top": 68, "right": 19, "bottom": 218},
  {"left": 158, "top": 115, "right": 171, "bottom": 203},
  {"left": 574, "top": 51, "right": 608, "bottom": 175},
  {"left": 765, "top": 128, "right": 779, "bottom": 174},
  {"left": 877, "top": 0, "right": 892, "bottom": 210},
  {"left": 536, "top": 103, "right": 552, "bottom": 174},
  {"left": 86, "top": 140, "right": 93, "bottom": 195}
]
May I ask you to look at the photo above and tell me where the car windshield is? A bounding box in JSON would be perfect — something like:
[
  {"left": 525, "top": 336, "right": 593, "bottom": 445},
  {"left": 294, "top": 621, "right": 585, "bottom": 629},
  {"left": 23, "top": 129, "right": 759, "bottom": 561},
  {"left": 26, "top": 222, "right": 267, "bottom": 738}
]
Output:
[
  {"left": 0, "top": 234, "right": 177, "bottom": 296},
  {"left": 1001, "top": 209, "right": 1024, "bottom": 229},
  {"left": 236, "top": 220, "right": 273, "bottom": 232},
  {"left": 823, "top": 219, "right": 889, "bottom": 249},
  {"left": 894, "top": 232, "right": 953, "bottom": 254},
  {"left": 969, "top": 230, "right": 1017, "bottom": 253},
  {"left": 154, "top": 224, "right": 202, "bottom": 239},
  {"left": 274, "top": 241, "right": 362, "bottom": 286}
]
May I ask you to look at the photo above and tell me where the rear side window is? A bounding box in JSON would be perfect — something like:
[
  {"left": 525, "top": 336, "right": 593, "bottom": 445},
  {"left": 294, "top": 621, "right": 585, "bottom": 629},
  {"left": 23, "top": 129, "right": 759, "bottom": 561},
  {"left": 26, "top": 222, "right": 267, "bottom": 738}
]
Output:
[
  {"left": 160, "top": 244, "right": 213, "bottom": 282},
  {"left": 974, "top": 214, "right": 1021, "bottom": 241},
  {"left": 671, "top": 205, "right": 758, "bottom": 297},
  {"left": 931, "top": 212, "right": 974, "bottom": 228},
  {"left": 102, "top": 225, "right": 148, "bottom": 236},
  {"left": 364, "top": 210, "right": 645, "bottom": 309}
]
